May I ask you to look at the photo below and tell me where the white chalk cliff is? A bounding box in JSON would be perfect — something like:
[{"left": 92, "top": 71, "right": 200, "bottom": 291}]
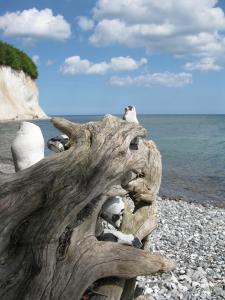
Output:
[{"left": 0, "top": 66, "right": 47, "bottom": 120}]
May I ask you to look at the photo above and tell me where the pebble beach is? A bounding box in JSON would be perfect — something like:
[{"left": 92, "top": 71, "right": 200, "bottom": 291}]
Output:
[{"left": 137, "top": 197, "right": 225, "bottom": 300}]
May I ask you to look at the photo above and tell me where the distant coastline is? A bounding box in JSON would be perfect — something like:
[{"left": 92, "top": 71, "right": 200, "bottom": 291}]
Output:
[
  {"left": 0, "top": 115, "right": 50, "bottom": 123},
  {"left": 0, "top": 116, "right": 50, "bottom": 123}
]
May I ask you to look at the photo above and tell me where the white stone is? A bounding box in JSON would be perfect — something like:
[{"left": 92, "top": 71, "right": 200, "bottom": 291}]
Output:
[
  {"left": 144, "top": 287, "right": 153, "bottom": 295},
  {"left": 192, "top": 281, "right": 201, "bottom": 288}
]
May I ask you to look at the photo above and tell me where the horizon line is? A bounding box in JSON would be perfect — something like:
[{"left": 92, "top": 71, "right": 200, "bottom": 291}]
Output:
[{"left": 50, "top": 113, "right": 225, "bottom": 116}]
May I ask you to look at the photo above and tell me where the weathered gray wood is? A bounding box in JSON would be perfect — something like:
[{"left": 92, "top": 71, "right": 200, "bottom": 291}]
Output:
[
  {"left": 92, "top": 137, "right": 162, "bottom": 299},
  {"left": 0, "top": 115, "right": 175, "bottom": 300}
]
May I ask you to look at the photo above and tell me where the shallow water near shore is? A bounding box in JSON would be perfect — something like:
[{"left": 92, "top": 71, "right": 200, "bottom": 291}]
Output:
[{"left": 0, "top": 114, "right": 224, "bottom": 208}]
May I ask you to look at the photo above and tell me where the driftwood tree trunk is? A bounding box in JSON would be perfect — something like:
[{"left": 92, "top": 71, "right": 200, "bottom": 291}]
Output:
[{"left": 0, "top": 115, "right": 175, "bottom": 300}]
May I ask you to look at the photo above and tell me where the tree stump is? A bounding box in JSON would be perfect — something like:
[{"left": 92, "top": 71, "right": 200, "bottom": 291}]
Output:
[{"left": 0, "top": 115, "right": 175, "bottom": 300}]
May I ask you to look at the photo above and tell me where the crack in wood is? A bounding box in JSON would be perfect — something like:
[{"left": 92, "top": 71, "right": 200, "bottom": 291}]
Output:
[{"left": 56, "top": 226, "right": 73, "bottom": 261}]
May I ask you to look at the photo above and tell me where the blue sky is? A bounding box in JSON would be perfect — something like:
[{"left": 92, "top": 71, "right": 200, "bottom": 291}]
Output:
[{"left": 0, "top": 0, "right": 225, "bottom": 115}]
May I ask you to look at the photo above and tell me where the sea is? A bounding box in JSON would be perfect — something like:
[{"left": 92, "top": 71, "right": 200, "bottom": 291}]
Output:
[{"left": 0, "top": 115, "right": 225, "bottom": 208}]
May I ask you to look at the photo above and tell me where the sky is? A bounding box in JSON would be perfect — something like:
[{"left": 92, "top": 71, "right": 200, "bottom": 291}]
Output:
[{"left": 0, "top": 0, "right": 225, "bottom": 115}]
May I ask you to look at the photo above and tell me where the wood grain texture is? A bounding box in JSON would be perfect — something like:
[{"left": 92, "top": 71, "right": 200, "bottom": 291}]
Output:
[{"left": 0, "top": 115, "right": 175, "bottom": 300}]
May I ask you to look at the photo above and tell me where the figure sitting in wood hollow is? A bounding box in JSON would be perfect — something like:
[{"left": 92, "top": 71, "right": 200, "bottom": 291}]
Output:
[
  {"left": 47, "top": 134, "right": 143, "bottom": 248},
  {"left": 96, "top": 195, "right": 142, "bottom": 248}
]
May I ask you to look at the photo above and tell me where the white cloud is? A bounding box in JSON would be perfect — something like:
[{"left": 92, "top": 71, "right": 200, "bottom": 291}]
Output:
[
  {"left": 32, "top": 55, "right": 40, "bottom": 65},
  {"left": 77, "top": 16, "right": 94, "bottom": 31},
  {"left": 184, "top": 57, "right": 222, "bottom": 71},
  {"left": 110, "top": 72, "right": 192, "bottom": 87},
  {"left": 89, "top": 0, "right": 225, "bottom": 58},
  {"left": 60, "top": 55, "right": 147, "bottom": 75},
  {"left": 0, "top": 8, "right": 71, "bottom": 41},
  {"left": 110, "top": 56, "right": 147, "bottom": 71}
]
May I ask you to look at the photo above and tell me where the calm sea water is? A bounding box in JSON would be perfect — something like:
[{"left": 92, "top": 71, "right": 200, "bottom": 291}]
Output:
[{"left": 0, "top": 115, "right": 225, "bottom": 207}]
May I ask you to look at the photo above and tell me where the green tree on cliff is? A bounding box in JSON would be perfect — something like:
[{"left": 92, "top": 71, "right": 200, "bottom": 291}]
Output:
[{"left": 0, "top": 41, "right": 38, "bottom": 79}]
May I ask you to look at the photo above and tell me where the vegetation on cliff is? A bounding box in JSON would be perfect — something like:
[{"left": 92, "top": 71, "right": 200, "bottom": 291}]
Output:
[{"left": 0, "top": 41, "right": 38, "bottom": 79}]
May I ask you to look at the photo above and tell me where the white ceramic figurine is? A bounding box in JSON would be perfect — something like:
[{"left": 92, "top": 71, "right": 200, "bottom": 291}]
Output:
[
  {"left": 11, "top": 121, "right": 44, "bottom": 171},
  {"left": 123, "top": 105, "right": 139, "bottom": 124}
]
